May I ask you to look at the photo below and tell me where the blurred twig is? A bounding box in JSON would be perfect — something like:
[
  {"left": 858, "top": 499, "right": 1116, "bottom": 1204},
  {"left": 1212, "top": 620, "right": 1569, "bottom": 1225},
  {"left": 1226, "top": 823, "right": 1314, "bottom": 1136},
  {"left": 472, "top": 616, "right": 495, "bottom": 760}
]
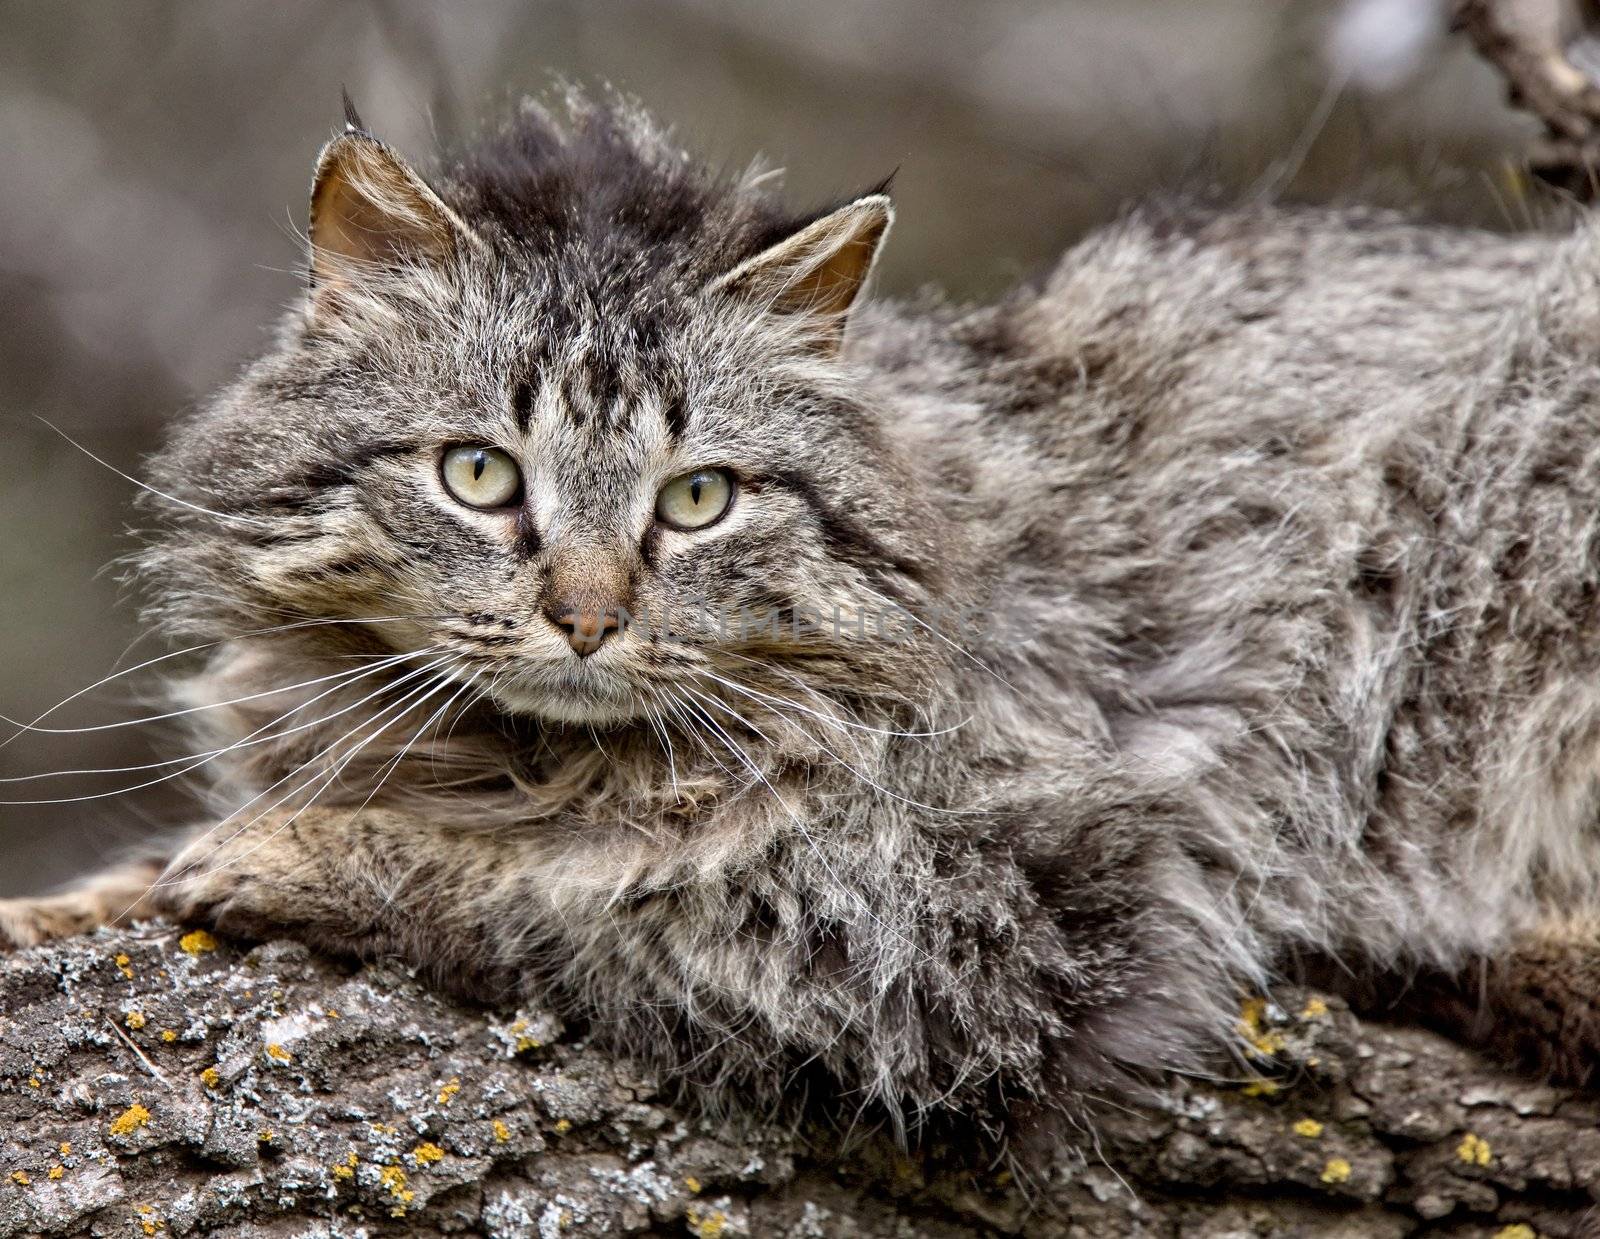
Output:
[{"left": 1456, "top": 0, "right": 1600, "bottom": 193}]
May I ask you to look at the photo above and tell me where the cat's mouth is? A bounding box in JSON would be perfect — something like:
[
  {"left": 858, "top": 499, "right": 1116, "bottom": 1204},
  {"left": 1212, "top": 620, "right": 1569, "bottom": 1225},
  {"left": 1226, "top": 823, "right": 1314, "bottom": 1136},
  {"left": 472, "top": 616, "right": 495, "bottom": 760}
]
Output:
[{"left": 484, "top": 665, "right": 649, "bottom": 726}]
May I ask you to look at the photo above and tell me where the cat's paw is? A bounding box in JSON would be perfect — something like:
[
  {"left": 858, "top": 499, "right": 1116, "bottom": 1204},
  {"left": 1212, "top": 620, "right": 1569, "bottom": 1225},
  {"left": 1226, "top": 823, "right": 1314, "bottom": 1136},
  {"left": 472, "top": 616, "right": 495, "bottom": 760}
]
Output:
[
  {"left": 0, "top": 897, "right": 85, "bottom": 950},
  {"left": 0, "top": 859, "right": 164, "bottom": 950},
  {"left": 159, "top": 816, "right": 336, "bottom": 941}
]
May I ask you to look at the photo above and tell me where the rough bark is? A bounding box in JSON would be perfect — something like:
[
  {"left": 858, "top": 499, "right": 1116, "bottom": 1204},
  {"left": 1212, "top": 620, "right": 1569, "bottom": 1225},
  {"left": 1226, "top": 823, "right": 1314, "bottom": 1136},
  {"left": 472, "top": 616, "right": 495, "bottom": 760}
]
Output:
[{"left": 0, "top": 926, "right": 1593, "bottom": 1238}]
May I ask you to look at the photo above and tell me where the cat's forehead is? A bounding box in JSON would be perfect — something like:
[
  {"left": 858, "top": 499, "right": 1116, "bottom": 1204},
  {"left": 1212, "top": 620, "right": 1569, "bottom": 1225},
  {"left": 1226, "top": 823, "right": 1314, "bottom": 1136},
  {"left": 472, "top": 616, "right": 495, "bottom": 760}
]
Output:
[{"left": 444, "top": 261, "right": 729, "bottom": 445}]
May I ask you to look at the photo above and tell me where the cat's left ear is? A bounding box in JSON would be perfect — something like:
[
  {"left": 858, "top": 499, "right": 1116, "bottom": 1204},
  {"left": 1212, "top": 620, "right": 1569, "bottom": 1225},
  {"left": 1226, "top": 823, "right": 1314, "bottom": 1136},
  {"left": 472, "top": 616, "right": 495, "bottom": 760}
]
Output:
[
  {"left": 307, "top": 113, "right": 485, "bottom": 320},
  {"left": 709, "top": 193, "right": 893, "bottom": 350}
]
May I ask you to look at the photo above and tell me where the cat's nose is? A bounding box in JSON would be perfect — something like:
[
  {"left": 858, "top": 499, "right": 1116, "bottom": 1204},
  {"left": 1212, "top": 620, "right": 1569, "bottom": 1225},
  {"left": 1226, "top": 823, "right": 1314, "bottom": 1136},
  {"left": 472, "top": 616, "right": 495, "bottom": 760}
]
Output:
[
  {"left": 545, "top": 601, "right": 623, "bottom": 657},
  {"left": 543, "top": 548, "right": 631, "bottom": 657}
]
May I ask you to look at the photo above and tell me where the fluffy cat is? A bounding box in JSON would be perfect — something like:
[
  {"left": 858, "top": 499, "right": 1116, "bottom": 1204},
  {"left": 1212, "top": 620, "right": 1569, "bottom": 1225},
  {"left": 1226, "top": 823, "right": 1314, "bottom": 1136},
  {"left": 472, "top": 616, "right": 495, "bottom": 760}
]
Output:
[{"left": 7, "top": 90, "right": 1600, "bottom": 1154}]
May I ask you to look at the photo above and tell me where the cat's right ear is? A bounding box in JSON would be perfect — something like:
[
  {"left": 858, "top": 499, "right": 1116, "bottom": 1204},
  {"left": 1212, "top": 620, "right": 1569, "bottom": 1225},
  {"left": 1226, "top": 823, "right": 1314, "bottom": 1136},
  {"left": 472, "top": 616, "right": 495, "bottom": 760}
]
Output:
[
  {"left": 307, "top": 124, "right": 484, "bottom": 322},
  {"left": 707, "top": 193, "right": 893, "bottom": 352}
]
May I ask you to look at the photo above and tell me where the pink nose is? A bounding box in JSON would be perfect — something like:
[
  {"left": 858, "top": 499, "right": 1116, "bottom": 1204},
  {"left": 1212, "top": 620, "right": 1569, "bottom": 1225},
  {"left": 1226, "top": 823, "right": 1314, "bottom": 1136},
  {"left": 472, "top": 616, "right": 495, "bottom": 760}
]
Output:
[{"left": 545, "top": 602, "right": 622, "bottom": 657}]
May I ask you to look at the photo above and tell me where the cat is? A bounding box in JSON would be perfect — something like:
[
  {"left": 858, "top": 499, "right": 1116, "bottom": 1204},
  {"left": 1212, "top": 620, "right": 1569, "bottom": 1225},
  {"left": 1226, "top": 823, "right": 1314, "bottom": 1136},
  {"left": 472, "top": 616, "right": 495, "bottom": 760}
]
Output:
[{"left": 6, "top": 87, "right": 1600, "bottom": 1156}]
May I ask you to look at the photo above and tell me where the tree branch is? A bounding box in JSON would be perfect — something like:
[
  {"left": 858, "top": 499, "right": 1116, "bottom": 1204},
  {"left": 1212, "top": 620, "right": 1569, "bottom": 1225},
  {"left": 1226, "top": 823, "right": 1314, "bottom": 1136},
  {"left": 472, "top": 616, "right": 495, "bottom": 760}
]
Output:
[{"left": 0, "top": 928, "right": 1592, "bottom": 1236}]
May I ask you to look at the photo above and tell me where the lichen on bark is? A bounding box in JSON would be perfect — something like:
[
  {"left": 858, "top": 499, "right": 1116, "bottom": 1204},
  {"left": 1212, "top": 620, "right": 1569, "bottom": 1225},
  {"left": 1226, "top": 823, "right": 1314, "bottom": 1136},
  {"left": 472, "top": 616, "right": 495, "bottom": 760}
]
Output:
[{"left": 0, "top": 926, "right": 1593, "bottom": 1236}]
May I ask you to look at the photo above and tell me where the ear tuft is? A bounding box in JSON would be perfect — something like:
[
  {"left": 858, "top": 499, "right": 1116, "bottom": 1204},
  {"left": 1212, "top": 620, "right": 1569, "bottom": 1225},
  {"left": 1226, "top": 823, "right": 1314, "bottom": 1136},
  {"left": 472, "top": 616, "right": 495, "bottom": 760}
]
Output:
[
  {"left": 340, "top": 86, "right": 367, "bottom": 135},
  {"left": 710, "top": 194, "right": 893, "bottom": 349},
  {"left": 307, "top": 130, "right": 482, "bottom": 319}
]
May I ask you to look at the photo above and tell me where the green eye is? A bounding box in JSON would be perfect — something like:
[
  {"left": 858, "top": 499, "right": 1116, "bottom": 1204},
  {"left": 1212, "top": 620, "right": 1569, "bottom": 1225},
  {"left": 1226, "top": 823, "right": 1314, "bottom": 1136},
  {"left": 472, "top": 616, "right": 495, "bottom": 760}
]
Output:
[
  {"left": 656, "top": 468, "right": 734, "bottom": 530},
  {"left": 441, "top": 445, "right": 521, "bottom": 509}
]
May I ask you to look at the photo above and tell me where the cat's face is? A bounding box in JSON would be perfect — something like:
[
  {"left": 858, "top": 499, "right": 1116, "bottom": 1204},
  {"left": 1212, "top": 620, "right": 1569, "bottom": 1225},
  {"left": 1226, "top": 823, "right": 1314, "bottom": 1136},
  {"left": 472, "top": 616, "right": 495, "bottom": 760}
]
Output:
[{"left": 148, "top": 110, "right": 943, "bottom": 732}]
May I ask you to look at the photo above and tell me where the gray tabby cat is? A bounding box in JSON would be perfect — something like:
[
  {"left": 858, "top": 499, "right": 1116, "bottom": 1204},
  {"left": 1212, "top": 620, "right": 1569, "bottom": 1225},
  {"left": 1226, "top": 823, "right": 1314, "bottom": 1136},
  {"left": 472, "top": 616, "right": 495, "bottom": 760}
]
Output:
[{"left": 5, "top": 91, "right": 1599, "bottom": 1153}]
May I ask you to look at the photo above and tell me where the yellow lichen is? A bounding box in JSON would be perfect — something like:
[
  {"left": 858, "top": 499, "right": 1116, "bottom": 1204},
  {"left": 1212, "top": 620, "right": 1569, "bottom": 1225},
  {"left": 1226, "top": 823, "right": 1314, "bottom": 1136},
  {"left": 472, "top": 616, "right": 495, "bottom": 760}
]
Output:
[
  {"left": 178, "top": 929, "right": 217, "bottom": 955},
  {"left": 686, "top": 1205, "right": 728, "bottom": 1238},
  {"left": 552, "top": 1118, "right": 572, "bottom": 1135},
  {"left": 57, "top": 1143, "right": 70, "bottom": 1157},
  {"left": 257, "top": 1130, "right": 274, "bottom": 1144},
  {"left": 114, "top": 953, "right": 133, "bottom": 979},
  {"left": 109, "top": 1103, "right": 151, "bottom": 1137},
  {"left": 1292, "top": 1118, "right": 1324, "bottom": 1139},
  {"left": 378, "top": 1164, "right": 414, "bottom": 1205},
  {"left": 684, "top": 1176, "right": 702, "bottom": 1193},
  {"left": 263, "top": 1043, "right": 292, "bottom": 1063},
  {"left": 1493, "top": 1226, "right": 1537, "bottom": 1239},
  {"left": 160, "top": 1030, "right": 177, "bottom": 1043},
  {"left": 332, "top": 1151, "right": 358, "bottom": 1182},
  {"left": 10, "top": 1171, "right": 28, "bottom": 1186},
  {"left": 124, "top": 1011, "right": 146, "bottom": 1031},
  {"left": 410, "top": 1142, "right": 445, "bottom": 1165},
  {"left": 436, "top": 1078, "right": 460, "bottom": 1106},
  {"left": 46, "top": 1167, "right": 62, "bottom": 1180},
  {"left": 1319, "top": 1157, "right": 1352, "bottom": 1185},
  {"left": 491, "top": 1119, "right": 511, "bottom": 1143},
  {"left": 199, "top": 1067, "right": 220, "bottom": 1088},
  {"left": 324, "top": 1008, "right": 340, "bottom": 1019},
  {"left": 1299, "top": 997, "right": 1328, "bottom": 1019},
  {"left": 1457, "top": 1132, "right": 1492, "bottom": 1167},
  {"left": 1238, "top": 995, "right": 1287, "bottom": 1055},
  {"left": 26, "top": 1077, "right": 40, "bottom": 1089},
  {"left": 1240, "top": 1079, "right": 1279, "bottom": 1097}
]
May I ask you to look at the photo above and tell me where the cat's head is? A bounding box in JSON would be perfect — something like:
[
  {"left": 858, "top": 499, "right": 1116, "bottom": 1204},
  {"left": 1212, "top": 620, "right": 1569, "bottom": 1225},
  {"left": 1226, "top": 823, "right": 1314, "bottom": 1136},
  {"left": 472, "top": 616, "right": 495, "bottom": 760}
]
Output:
[{"left": 144, "top": 95, "right": 948, "bottom": 732}]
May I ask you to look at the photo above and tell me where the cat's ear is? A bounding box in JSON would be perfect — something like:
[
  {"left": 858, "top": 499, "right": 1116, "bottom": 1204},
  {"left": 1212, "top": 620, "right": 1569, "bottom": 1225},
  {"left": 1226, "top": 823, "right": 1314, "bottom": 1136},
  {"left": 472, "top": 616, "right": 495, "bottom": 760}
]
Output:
[
  {"left": 709, "top": 193, "right": 893, "bottom": 350},
  {"left": 307, "top": 113, "right": 484, "bottom": 319}
]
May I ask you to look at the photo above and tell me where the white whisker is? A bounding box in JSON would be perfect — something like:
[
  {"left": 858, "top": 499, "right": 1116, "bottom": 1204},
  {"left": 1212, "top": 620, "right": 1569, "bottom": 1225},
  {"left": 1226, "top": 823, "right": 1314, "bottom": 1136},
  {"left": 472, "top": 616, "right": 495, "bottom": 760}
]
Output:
[
  {"left": 37, "top": 416, "right": 276, "bottom": 531},
  {"left": 153, "top": 660, "right": 464, "bottom": 888},
  {"left": 171, "top": 668, "right": 466, "bottom": 886},
  {"left": 0, "top": 650, "right": 426, "bottom": 782},
  {"left": 0, "top": 612, "right": 453, "bottom": 752}
]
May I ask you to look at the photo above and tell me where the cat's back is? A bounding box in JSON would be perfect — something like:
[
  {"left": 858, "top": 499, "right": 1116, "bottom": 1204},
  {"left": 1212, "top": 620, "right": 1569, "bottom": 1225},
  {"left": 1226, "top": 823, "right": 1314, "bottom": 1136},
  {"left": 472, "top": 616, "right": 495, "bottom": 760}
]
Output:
[
  {"left": 955, "top": 202, "right": 1553, "bottom": 460},
  {"left": 870, "top": 200, "right": 1572, "bottom": 574}
]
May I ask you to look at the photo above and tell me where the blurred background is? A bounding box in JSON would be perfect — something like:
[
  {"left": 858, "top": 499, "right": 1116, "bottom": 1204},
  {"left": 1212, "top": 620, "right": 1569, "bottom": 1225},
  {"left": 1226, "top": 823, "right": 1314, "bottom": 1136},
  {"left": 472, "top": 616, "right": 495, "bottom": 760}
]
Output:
[{"left": 0, "top": 0, "right": 1550, "bottom": 891}]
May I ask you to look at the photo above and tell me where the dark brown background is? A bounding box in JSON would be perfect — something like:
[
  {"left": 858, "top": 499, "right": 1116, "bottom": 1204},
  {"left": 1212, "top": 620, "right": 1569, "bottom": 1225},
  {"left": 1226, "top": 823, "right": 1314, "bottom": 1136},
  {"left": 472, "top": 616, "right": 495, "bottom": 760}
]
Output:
[{"left": 0, "top": 0, "right": 1543, "bottom": 891}]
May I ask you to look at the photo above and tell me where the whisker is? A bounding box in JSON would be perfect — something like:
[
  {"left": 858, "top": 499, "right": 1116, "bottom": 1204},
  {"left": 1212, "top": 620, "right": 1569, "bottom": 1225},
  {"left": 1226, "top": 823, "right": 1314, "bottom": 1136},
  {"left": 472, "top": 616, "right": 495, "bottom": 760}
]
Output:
[
  {"left": 149, "top": 660, "right": 464, "bottom": 889},
  {"left": 687, "top": 677, "right": 966, "bottom": 817},
  {"left": 0, "top": 650, "right": 427, "bottom": 782},
  {"left": 349, "top": 670, "right": 481, "bottom": 821},
  {"left": 176, "top": 666, "right": 467, "bottom": 884},
  {"left": 701, "top": 662, "right": 966, "bottom": 740},
  {"left": 22, "top": 654, "right": 456, "bottom": 813},
  {"left": 0, "top": 612, "right": 454, "bottom": 752},
  {"left": 0, "top": 649, "right": 444, "bottom": 738},
  {"left": 37, "top": 416, "right": 276, "bottom": 531},
  {"left": 641, "top": 690, "right": 682, "bottom": 803}
]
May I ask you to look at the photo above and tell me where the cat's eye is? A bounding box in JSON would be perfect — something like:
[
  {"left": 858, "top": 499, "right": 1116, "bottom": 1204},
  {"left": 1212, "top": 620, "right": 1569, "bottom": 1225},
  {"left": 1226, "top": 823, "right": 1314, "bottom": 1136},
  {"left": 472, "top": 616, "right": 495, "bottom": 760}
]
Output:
[
  {"left": 656, "top": 468, "right": 734, "bottom": 530},
  {"left": 441, "top": 445, "right": 522, "bottom": 509}
]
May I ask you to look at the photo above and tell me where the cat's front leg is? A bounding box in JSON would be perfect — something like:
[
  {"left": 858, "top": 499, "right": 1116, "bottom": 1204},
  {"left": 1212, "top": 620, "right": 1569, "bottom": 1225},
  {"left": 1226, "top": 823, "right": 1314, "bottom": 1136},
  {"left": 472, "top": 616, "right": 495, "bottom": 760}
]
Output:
[
  {"left": 0, "top": 858, "right": 166, "bottom": 948},
  {"left": 159, "top": 807, "right": 518, "bottom": 996}
]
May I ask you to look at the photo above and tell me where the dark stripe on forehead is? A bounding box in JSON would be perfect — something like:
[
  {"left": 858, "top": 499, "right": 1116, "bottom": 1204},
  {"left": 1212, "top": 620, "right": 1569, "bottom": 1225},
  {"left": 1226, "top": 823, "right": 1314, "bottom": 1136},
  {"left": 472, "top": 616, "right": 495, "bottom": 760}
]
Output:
[
  {"left": 511, "top": 380, "right": 535, "bottom": 433},
  {"left": 663, "top": 393, "right": 689, "bottom": 441}
]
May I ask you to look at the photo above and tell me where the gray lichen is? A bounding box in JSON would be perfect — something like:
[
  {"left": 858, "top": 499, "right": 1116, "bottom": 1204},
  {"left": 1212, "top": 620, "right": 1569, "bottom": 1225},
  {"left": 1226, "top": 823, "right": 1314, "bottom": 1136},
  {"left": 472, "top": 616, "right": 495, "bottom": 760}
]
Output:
[{"left": 0, "top": 926, "right": 1594, "bottom": 1236}]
